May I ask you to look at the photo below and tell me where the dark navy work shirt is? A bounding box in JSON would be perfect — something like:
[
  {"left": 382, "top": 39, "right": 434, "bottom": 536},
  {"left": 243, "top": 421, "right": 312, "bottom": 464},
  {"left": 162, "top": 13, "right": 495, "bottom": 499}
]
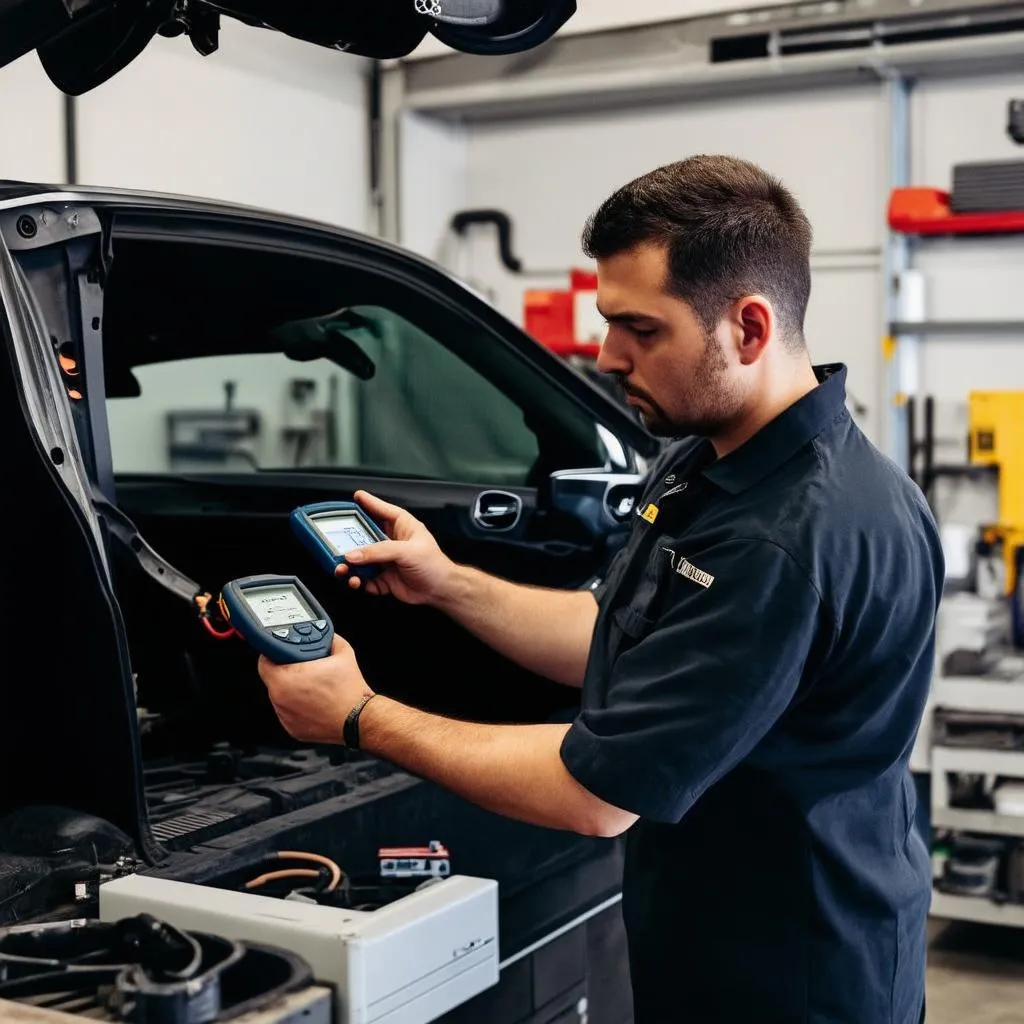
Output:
[{"left": 561, "top": 365, "right": 943, "bottom": 1024}]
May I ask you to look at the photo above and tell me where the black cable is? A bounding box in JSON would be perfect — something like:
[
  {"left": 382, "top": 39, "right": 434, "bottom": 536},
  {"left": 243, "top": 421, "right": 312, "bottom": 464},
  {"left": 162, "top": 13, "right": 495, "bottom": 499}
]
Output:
[
  {"left": 125, "top": 914, "right": 202, "bottom": 981},
  {"left": 0, "top": 966, "right": 121, "bottom": 1001}
]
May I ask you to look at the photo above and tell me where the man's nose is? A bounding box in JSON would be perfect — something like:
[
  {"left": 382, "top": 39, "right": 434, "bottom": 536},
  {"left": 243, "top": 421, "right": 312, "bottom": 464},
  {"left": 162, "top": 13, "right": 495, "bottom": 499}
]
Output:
[{"left": 595, "top": 328, "right": 630, "bottom": 377}]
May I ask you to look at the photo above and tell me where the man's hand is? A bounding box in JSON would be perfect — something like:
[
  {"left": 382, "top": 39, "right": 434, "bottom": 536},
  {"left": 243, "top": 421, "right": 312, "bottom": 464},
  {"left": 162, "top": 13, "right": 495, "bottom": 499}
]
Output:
[
  {"left": 339, "top": 491, "right": 597, "bottom": 689},
  {"left": 258, "top": 635, "right": 371, "bottom": 744},
  {"left": 337, "top": 490, "right": 457, "bottom": 606},
  {"left": 256, "top": 627, "right": 636, "bottom": 837}
]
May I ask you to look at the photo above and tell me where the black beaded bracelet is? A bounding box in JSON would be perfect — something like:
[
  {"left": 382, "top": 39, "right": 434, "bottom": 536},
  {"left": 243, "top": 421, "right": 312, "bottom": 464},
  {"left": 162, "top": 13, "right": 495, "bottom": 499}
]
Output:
[{"left": 343, "top": 693, "right": 377, "bottom": 750}]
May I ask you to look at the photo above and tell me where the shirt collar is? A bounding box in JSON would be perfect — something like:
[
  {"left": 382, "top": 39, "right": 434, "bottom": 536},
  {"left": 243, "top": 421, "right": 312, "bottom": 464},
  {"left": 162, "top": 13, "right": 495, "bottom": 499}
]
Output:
[{"left": 701, "top": 363, "right": 849, "bottom": 495}]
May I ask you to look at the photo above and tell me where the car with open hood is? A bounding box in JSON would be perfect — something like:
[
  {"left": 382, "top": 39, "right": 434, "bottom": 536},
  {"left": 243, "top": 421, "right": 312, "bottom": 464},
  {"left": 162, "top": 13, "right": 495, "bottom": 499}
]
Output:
[{"left": 0, "top": 181, "right": 654, "bottom": 1022}]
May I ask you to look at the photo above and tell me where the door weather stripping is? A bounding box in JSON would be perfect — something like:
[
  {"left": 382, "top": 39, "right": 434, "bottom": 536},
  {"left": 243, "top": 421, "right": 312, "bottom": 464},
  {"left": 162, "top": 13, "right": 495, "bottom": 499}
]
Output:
[{"left": 92, "top": 497, "right": 201, "bottom": 605}]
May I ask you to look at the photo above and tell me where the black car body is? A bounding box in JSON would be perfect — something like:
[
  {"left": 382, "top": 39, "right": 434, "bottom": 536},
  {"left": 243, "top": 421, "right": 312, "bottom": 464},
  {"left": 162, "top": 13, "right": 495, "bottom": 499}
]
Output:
[{"left": 0, "top": 184, "right": 654, "bottom": 1020}]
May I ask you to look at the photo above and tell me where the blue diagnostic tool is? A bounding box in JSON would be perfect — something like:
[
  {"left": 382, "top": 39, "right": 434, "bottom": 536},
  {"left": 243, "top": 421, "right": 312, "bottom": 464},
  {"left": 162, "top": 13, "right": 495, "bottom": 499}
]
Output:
[
  {"left": 290, "top": 502, "right": 387, "bottom": 580},
  {"left": 219, "top": 574, "right": 334, "bottom": 663}
]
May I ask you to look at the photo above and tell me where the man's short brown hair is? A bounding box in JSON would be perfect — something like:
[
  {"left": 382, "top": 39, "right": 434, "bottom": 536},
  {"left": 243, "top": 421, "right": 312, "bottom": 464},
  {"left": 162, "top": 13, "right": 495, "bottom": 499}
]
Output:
[{"left": 582, "top": 155, "right": 813, "bottom": 350}]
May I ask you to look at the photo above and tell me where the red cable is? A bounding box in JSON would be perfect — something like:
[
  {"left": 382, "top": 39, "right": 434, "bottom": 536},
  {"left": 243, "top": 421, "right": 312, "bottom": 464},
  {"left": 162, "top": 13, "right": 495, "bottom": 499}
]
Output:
[{"left": 201, "top": 617, "right": 236, "bottom": 640}]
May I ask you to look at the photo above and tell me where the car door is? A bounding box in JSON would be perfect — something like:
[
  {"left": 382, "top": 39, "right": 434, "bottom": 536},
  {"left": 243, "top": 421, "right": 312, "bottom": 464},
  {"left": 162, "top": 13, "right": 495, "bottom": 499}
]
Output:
[
  {"left": 78, "top": 201, "right": 656, "bottom": 740},
  {"left": 0, "top": 200, "right": 162, "bottom": 860}
]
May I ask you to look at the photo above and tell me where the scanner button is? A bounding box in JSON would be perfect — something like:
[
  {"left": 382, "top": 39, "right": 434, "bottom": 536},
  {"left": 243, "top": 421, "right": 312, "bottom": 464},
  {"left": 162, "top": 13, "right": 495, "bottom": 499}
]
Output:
[
  {"left": 287, "top": 632, "right": 306, "bottom": 644},
  {"left": 294, "top": 622, "right": 313, "bottom": 635},
  {"left": 272, "top": 628, "right": 290, "bottom": 639},
  {"left": 314, "top": 620, "right": 328, "bottom": 630}
]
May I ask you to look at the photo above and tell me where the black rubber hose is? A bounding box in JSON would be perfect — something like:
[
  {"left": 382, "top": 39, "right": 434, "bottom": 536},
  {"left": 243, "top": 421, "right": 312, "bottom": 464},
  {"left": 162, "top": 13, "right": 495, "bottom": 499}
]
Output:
[{"left": 450, "top": 210, "right": 523, "bottom": 274}]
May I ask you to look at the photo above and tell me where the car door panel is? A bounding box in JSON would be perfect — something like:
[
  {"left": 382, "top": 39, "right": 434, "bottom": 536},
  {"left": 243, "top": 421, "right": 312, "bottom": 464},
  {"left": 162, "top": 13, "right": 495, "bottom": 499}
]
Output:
[
  {"left": 112, "top": 468, "right": 616, "bottom": 749},
  {"left": 114, "top": 472, "right": 609, "bottom": 586}
]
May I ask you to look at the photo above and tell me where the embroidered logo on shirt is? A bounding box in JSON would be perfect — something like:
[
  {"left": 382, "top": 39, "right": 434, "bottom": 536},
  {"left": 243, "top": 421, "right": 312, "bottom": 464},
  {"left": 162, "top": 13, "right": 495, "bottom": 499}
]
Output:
[
  {"left": 658, "top": 482, "right": 688, "bottom": 500},
  {"left": 660, "top": 547, "right": 715, "bottom": 589}
]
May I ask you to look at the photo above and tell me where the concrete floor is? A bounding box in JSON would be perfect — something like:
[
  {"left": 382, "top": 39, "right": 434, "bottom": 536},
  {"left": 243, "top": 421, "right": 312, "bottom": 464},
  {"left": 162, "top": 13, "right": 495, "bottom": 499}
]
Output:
[{"left": 927, "top": 919, "right": 1024, "bottom": 1023}]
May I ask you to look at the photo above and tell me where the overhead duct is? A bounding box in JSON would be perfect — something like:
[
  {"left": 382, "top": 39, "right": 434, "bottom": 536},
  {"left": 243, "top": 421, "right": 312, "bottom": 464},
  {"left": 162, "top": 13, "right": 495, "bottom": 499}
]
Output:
[{"left": 401, "top": 0, "right": 1024, "bottom": 121}]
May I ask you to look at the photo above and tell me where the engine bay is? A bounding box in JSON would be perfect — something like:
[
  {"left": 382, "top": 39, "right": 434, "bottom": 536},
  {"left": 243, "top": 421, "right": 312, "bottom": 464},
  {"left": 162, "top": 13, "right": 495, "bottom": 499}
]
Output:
[
  {"left": 143, "top": 746, "right": 400, "bottom": 852},
  {"left": 0, "top": 911, "right": 332, "bottom": 1023}
]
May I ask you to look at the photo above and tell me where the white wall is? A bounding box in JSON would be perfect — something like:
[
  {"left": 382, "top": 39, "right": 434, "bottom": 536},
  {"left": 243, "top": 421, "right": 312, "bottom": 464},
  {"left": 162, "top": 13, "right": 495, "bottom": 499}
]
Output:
[
  {"left": 450, "top": 84, "right": 887, "bottom": 441},
  {"left": 76, "top": 20, "right": 370, "bottom": 229},
  {"left": 0, "top": 53, "right": 65, "bottom": 182},
  {"left": 399, "top": 111, "right": 469, "bottom": 262}
]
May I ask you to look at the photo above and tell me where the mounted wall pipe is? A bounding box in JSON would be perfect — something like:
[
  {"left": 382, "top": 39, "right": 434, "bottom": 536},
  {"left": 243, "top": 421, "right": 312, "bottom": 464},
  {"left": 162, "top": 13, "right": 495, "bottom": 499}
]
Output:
[
  {"left": 449, "top": 208, "right": 569, "bottom": 277},
  {"left": 450, "top": 210, "right": 524, "bottom": 273},
  {"left": 64, "top": 93, "right": 77, "bottom": 183}
]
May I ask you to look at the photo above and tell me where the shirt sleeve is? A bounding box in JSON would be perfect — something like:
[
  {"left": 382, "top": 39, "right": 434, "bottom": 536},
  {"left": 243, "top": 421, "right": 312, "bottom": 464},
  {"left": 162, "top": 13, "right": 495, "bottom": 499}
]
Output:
[{"left": 561, "top": 538, "right": 827, "bottom": 824}]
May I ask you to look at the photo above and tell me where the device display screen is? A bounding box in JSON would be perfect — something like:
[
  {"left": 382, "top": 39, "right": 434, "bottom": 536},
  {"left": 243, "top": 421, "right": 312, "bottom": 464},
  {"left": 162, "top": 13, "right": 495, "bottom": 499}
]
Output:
[
  {"left": 243, "top": 585, "right": 315, "bottom": 628},
  {"left": 312, "top": 512, "right": 377, "bottom": 556}
]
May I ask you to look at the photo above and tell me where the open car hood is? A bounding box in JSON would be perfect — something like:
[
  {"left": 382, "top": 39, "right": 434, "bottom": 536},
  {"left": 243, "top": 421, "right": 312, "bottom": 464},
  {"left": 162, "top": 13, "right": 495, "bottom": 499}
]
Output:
[{"left": 0, "top": 0, "right": 576, "bottom": 95}]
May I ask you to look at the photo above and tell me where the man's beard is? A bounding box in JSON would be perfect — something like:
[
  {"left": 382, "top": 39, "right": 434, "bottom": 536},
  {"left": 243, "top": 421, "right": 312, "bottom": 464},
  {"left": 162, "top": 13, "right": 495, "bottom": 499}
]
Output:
[{"left": 615, "top": 334, "right": 740, "bottom": 439}]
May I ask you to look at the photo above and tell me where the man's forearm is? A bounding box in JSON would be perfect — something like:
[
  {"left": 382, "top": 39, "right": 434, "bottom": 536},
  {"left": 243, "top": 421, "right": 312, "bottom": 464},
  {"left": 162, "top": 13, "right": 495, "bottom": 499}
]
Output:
[
  {"left": 435, "top": 566, "right": 597, "bottom": 687},
  {"left": 359, "top": 696, "right": 635, "bottom": 837}
]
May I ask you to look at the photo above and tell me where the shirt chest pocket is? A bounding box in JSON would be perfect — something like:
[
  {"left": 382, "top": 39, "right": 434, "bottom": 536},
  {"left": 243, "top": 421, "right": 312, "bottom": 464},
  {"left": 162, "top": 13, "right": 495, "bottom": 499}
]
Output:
[
  {"left": 613, "top": 604, "right": 656, "bottom": 640},
  {"left": 610, "top": 543, "right": 674, "bottom": 643}
]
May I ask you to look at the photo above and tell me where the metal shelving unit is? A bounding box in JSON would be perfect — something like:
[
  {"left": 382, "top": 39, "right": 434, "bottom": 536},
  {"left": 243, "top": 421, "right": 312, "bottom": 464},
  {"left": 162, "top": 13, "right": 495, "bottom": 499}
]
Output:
[
  {"left": 932, "top": 745, "right": 1024, "bottom": 776},
  {"left": 884, "top": 92, "right": 1024, "bottom": 922},
  {"left": 933, "top": 676, "right": 1024, "bottom": 715},
  {"left": 929, "top": 685, "right": 1024, "bottom": 925},
  {"left": 930, "top": 891, "right": 1024, "bottom": 928},
  {"left": 932, "top": 807, "right": 1024, "bottom": 838}
]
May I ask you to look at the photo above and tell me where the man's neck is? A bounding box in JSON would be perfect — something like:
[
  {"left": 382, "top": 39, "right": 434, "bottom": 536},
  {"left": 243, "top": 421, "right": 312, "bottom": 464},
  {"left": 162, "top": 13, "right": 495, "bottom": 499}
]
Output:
[{"left": 710, "top": 361, "right": 821, "bottom": 458}]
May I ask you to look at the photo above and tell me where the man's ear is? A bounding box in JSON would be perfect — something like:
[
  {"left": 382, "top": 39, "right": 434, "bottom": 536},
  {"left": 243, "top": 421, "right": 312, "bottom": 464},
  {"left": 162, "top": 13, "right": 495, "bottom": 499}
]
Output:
[{"left": 734, "top": 295, "right": 774, "bottom": 366}]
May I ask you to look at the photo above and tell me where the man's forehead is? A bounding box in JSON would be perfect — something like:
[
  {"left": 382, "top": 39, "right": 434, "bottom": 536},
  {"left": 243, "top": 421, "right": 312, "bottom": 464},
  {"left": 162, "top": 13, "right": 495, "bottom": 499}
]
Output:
[
  {"left": 596, "top": 248, "right": 674, "bottom": 319},
  {"left": 597, "top": 242, "right": 668, "bottom": 280}
]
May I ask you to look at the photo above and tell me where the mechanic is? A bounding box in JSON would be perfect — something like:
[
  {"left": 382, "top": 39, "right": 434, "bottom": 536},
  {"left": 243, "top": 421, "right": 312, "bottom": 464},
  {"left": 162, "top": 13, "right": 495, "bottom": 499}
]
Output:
[{"left": 259, "top": 155, "right": 943, "bottom": 1024}]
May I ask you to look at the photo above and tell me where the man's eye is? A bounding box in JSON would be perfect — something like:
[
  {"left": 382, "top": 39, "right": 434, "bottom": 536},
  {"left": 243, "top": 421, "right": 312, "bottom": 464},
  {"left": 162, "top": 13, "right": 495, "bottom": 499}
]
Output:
[{"left": 632, "top": 327, "right": 656, "bottom": 340}]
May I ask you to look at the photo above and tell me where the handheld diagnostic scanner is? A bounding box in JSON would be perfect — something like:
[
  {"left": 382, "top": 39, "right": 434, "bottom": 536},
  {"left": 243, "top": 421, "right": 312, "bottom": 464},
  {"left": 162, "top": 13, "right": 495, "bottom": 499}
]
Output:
[
  {"left": 219, "top": 574, "right": 334, "bottom": 663},
  {"left": 291, "top": 501, "right": 388, "bottom": 580}
]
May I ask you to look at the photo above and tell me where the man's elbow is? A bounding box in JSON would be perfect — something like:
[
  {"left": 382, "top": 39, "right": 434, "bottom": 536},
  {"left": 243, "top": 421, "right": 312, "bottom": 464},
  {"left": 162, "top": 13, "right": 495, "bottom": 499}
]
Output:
[
  {"left": 556, "top": 753, "right": 636, "bottom": 837},
  {"left": 573, "top": 798, "right": 637, "bottom": 839}
]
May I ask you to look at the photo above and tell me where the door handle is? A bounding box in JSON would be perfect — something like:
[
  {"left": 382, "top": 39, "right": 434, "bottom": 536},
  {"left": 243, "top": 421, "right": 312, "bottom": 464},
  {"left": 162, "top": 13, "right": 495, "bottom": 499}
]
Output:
[{"left": 472, "top": 490, "right": 523, "bottom": 531}]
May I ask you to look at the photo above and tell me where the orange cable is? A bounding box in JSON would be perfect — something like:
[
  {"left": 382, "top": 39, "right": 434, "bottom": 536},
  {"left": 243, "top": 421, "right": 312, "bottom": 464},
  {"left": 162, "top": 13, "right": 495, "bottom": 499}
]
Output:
[
  {"left": 275, "top": 851, "right": 343, "bottom": 892},
  {"left": 245, "top": 868, "right": 320, "bottom": 890}
]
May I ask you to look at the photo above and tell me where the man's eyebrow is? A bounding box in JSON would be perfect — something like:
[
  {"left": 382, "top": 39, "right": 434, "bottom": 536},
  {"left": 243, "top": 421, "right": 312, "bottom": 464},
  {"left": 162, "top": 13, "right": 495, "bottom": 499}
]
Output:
[{"left": 596, "top": 307, "right": 662, "bottom": 324}]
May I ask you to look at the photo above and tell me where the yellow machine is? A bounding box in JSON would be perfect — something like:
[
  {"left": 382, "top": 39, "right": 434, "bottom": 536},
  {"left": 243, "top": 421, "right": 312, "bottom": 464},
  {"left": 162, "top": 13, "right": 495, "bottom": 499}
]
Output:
[{"left": 968, "top": 391, "right": 1024, "bottom": 594}]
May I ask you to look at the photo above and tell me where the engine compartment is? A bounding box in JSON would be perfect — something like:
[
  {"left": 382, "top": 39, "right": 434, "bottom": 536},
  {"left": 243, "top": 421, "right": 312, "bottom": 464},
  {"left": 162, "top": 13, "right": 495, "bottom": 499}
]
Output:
[{"left": 143, "top": 746, "right": 401, "bottom": 851}]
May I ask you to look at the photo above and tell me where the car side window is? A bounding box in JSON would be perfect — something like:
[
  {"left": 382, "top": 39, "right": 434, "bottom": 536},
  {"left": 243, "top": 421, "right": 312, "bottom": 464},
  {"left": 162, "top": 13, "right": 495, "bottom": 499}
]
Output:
[{"left": 106, "top": 305, "right": 541, "bottom": 486}]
